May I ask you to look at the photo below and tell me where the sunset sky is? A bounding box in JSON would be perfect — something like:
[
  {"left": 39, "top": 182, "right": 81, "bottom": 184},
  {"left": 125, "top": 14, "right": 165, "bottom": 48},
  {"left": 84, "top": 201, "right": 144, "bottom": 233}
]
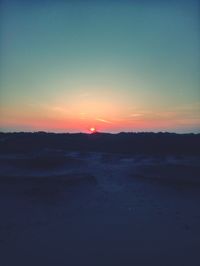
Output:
[{"left": 0, "top": 0, "right": 199, "bottom": 133}]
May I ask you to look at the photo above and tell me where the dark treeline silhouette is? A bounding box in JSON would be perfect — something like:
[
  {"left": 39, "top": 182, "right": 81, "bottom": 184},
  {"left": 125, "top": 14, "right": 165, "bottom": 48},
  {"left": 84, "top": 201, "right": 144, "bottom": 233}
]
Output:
[{"left": 0, "top": 132, "right": 199, "bottom": 155}]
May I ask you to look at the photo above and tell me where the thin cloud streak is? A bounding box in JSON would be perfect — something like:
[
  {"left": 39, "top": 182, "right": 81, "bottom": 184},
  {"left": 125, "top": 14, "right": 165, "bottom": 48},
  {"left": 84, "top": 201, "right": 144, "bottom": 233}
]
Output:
[{"left": 95, "top": 118, "right": 113, "bottom": 124}]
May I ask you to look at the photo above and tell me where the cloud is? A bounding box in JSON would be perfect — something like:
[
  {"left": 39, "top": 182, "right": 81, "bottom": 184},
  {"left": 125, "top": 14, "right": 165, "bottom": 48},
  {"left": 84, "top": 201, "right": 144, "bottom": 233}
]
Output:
[
  {"left": 129, "top": 113, "right": 143, "bottom": 117},
  {"left": 95, "top": 118, "right": 113, "bottom": 124}
]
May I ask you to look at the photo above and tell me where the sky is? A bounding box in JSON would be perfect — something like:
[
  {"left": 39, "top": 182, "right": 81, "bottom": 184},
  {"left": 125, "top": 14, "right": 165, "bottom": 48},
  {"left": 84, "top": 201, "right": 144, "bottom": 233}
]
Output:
[{"left": 0, "top": 0, "right": 200, "bottom": 133}]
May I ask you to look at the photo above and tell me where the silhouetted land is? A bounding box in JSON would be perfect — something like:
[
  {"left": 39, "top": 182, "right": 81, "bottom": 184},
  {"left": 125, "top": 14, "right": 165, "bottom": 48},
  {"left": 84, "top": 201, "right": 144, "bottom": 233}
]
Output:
[
  {"left": 0, "top": 132, "right": 200, "bottom": 155},
  {"left": 0, "top": 132, "right": 200, "bottom": 266}
]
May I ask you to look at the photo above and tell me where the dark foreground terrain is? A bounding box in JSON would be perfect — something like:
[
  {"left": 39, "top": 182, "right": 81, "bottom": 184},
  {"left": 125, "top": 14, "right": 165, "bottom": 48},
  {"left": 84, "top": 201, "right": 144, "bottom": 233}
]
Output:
[
  {"left": 0, "top": 131, "right": 200, "bottom": 155},
  {"left": 0, "top": 132, "right": 200, "bottom": 266}
]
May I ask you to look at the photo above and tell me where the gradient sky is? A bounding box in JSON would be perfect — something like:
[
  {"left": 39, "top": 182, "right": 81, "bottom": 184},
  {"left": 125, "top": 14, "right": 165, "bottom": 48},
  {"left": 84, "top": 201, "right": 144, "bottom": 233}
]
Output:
[{"left": 0, "top": 0, "right": 200, "bottom": 133}]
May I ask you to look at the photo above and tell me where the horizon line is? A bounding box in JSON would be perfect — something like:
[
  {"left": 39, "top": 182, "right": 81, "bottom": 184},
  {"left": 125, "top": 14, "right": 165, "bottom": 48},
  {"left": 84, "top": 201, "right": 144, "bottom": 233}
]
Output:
[{"left": 0, "top": 131, "right": 199, "bottom": 135}]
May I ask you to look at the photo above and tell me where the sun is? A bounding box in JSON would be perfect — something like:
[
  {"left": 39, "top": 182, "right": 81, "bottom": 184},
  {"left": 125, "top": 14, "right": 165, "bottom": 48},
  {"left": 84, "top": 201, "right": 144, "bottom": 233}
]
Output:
[{"left": 89, "top": 127, "right": 96, "bottom": 133}]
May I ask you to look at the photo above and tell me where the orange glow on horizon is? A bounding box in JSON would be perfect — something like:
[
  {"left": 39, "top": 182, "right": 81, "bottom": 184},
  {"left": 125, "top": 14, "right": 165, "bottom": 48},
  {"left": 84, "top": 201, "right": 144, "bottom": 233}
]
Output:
[{"left": 1, "top": 103, "right": 198, "bottom": 133}]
